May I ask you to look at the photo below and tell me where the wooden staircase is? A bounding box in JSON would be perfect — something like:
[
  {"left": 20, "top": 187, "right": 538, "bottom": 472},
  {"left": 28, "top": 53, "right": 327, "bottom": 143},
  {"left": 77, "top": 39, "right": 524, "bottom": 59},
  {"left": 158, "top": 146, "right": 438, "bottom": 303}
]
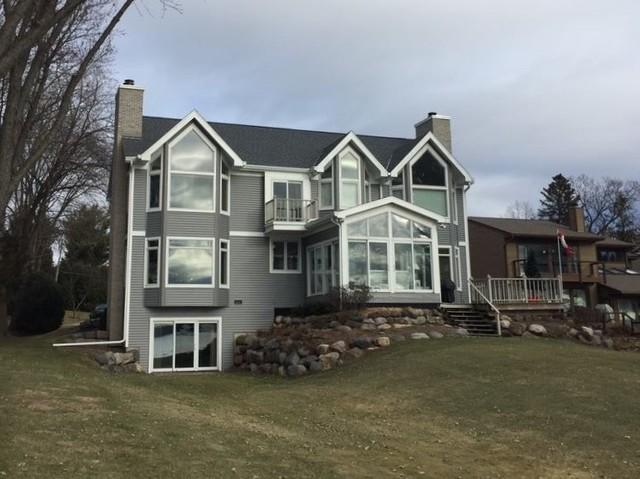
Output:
[{"left": 441, "top": 305, "right": 499, "bottom": 336}]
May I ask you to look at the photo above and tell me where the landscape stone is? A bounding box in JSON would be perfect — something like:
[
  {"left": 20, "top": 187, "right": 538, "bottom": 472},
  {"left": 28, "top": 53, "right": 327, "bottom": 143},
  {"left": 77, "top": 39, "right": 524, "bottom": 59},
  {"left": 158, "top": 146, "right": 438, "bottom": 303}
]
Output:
[
  {"left": 345, "top": 347, "right": 364, "bottom": 359},
  {"left": 410, "top": 332, "right": 430, "bottom": 340},
  {"left": 336, "top": 325, "right": 352, "bottom": 333},
  {"left": 287, "top": 364, "right": 307, "bottom": 377},
  {"left": 374, "top": 317, "right": 387, "bottom": 325},
  {"left": 113, "top": 352, "right": 135, "bottom": 365},
  {"left": 330, "top": 340, "right": 347, "bottom": 353},
  {"left": 377, "top": 323, "right": 392, "bottom": 331},
  {"left": 580, "top": 326, "right": 594, "bottom": 339},
  {"left": 528, "top": 324, "right": 547, "bottom": 336},
  {"left": 319, "top": 352, "right": 340, "bottom": 370},
  {"left": 391, "top": 334, "right": 406, "bottom": 342},
  {"left": 428, "top": 331, "right": 444, "bottom": 339},
  {"left": 316, "top": 344, "right": 330, "bottom": 354},
  {"left": 361, "top": 323, "right": 377, "bottom": 331},
  {"left": 455, "top": 328, "right": 469, "bottom": 336},
  {"left": 510, "top": 322, "right": 527, "bottom": 336},
  {"left": 413, "top": 316, "right": 427, "bottom": 325},
  {"left": 376, "top": 337, "right": 391, "bottom": 347},
  {"left": 308, "top": 360, "right": 323, "bottom": 372},
  {"left": 351, "top": 337, "right": 372, "bottom": 349},
  {"left": 285, "top": 352, "right": 300, "bottom": 366}
]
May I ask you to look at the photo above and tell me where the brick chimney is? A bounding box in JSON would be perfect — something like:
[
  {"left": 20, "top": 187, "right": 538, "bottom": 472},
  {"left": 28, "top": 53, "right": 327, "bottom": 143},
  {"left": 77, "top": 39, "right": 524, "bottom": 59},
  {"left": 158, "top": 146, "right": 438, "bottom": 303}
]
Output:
[
  {"left": 107, "top": 80, "right": 144, "bottom": 341},
  {"left": 568, "top": 206, "right": 585, "bottom": 233},
  {"left": 415, "top": 112, "right": 452, "bottom": 152}
]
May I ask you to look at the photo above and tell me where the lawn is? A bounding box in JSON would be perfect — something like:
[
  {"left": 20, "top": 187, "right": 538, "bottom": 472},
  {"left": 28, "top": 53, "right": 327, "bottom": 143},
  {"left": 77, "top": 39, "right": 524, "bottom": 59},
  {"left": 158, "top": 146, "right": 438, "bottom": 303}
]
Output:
[{"left": 1, "top": 329, "right": 640, "bottom": 478}]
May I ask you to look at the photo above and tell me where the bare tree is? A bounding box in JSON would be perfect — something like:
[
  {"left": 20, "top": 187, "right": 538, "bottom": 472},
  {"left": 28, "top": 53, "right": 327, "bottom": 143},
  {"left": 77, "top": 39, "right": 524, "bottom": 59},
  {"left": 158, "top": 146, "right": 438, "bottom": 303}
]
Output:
[
  {"left": 504, "top": 200, "right": 537, "bottom": 220},
  {"left": 572, "top": 175, "right": 640, "bottom": 239}
]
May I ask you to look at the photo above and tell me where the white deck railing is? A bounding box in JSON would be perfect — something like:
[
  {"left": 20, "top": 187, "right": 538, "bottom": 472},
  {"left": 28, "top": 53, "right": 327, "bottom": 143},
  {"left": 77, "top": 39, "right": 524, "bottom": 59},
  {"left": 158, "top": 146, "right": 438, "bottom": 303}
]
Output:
[
  {"left": 470, "top": 276, "right": 563, "bottom": 305},
  {"left": 264, "top": 198, "right": 318, "bottom": 223}
]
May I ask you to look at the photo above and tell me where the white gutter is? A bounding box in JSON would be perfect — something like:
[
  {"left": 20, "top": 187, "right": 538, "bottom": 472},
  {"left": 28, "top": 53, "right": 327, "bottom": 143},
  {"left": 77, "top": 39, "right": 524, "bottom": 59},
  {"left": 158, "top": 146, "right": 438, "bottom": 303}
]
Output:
[{"left": 53, "top": 164, "right": 135, "bottom": 348}]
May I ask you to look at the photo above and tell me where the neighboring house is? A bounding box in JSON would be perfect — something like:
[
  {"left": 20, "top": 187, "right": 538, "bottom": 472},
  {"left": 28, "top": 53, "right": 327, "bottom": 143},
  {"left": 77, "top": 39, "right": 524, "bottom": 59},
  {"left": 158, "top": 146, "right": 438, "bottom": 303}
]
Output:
[
  {"left": 468, "top": 208, "right": 640, "bottom": 319},
  {"left": 107, "top": 81, "right": 473, "bottom": 373}
]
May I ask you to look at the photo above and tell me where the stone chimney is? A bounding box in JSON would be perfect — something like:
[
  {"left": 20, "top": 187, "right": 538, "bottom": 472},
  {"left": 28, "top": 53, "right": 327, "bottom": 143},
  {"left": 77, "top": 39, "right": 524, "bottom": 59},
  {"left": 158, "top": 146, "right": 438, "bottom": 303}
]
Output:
[
  {"left": 107, "top": 80, "right": 144, "bottom": 341},
  {"left": 568, "top": 206, "right": 585, "bottom": 233},
  {"left": 415, "top": 112, "right": 452, "bottom": 152}
]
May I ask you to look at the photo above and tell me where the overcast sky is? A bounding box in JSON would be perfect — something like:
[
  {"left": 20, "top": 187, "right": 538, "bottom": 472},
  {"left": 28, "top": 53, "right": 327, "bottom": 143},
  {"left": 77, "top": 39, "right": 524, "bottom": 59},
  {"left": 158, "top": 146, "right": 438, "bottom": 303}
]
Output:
[{"left": 113, "top": 0, "right": 640, "bottom": 216}]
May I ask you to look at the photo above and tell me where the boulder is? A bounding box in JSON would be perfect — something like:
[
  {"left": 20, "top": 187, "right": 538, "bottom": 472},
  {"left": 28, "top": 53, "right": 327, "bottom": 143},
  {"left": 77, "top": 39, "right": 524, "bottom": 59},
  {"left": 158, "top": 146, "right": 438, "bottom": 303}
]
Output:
[
  {"left": 233, "top": 354, "right": 244, "bottom": 367},
  {"left": 428, "top": 331, "right": 444, "bottom": 339},
  {"left": 316, "top": 344, "right": 330, "bottom": 355},
  {"left": 124, "top": 362, "right": 144, "bottom": 373},
  {"left": 510, "top": 322, "right": 527, "bottom": 336},
  {"left": 264, "top": 338, "right": 280, "bottom": 350},
  {"left": 336, "top": 325, "right": 352, "bottom": 333},
  {"left": 351, "top": 337, "right": 372, "bottom": 349},
  {"left": 455, "top": 328, "right": 469, "bottom": 337},
  {"left": 393, "top": 323, "right": 410, "bottom": 329},
  {"left": 278, "top": 365, "right": 287, "bottom": 377},
  {"left": 567, "top": 328, "right": 579, "bottom": 338},
  {"left": 391, "top": 334, "right": 406, "bottom": 342},
  {"left": 319, "top": 352, "right": 340, "bottom": 370},
  {"left": 113, "top": 352, "right": 136, "bottom": 366},
  {"left": 363, "top": 318, "right": 376, "bottom": 324},
  {"left": 361, "top": 323, "right": 377, "bottom": 331},
  {"left": 413, "top": 316, "right": 427, "bottom": 326},
  {"left": 500, "top": 319, "right": 511, "bottom": 330},
  {"left": 580, "top": 326, "right": 594, "bottom": 339},
  {"left": 249, "top": 363, "right": 260, "bottom": 373},
  {"left": 247, "top": 350, "right": 265, "bottom": 365},
  {"left": 94, "top": 351, "right": 115, "bottom": 366},
  {"left": 260, "top": 363, "right": 273, "bottom": 374},
  {"left": 528, "top": 324, "right": 547, "bottom": 336},
  {"left": 397, "top": 317, "right": 412, "bottom": 325},
  {"left": 410, "top": 332, "right": 430, "bottom": 340},
  {"left": 287, "top": 364, "right": 307, "bottom": 377},
  {"left": 376, "top": 337, "right": 391, "bottom": 347},
  {"left": 592, "top": 335, "right": 602, "bottom": 346},
  {"left": 274, "top": 315, "right": 284, "bottom": 324},
  {"left": 345, "top": 347, "right": 364, "bottom": 359},
  {"left": 308, "top": 360, "right": 323, "bottom": 372},
  {"left": 377, "top": 323, "right": 392, "bottom": 331},
  {"left": 405, "top": 307, "right": 423, "bottom": 318},
  {"left": 330, "top": 340, "right": 347, "bottom": 353},
  {"left": 285, "top": 352, "right": 300, "bottom": 366},
  {"left": 603, "top": 337, "right": 615, "bottom": 349},
  {"left": 373, "top": 317, "right": 387, "bottom": 325},
  {"left": 297, "top": 346, "right": 312, "bottom": 357}
]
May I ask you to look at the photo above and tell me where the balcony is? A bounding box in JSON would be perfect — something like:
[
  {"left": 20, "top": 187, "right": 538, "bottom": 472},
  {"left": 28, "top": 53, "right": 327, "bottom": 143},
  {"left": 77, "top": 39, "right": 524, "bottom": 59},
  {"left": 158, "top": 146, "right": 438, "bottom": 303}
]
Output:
[
  {"left": 264, "top": 198, "right": 318, "bottom": 232},
  {"left": 512, "top": 259, "right": 605, "bottom": 283}
]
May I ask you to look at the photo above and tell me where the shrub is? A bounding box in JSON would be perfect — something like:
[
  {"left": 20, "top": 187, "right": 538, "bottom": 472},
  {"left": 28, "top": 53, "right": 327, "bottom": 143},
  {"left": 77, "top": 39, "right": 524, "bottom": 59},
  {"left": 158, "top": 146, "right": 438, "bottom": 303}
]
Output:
[
  {"left": 328, "top": 283, "right": 372, "bottom": 312},
  {"left": 11, "top": 274, "right": 65, "bottom": 335}
]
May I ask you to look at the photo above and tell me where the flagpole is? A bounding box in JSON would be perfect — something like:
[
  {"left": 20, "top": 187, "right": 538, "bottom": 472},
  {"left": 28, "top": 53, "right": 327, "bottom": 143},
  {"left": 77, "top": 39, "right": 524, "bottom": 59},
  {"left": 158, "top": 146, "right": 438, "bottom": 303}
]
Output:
[{"left": 557, "top": 230, "right": 564, "bottom": 295}]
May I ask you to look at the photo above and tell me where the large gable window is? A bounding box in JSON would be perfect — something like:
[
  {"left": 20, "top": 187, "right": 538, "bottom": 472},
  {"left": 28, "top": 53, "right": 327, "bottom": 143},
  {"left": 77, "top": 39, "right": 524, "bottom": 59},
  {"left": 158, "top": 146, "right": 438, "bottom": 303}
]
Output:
[
  {"left": 347, "top": 212, "right": 434, "bottom": 291},
  {"left": 340, "top": 149, "right": 360, "bottom": 209},
  {"left": 411, "top": 151, "right": 448, "bottom": 217},
  {"left": 169, "top": 128, "right": 216, "bottom": 212}
]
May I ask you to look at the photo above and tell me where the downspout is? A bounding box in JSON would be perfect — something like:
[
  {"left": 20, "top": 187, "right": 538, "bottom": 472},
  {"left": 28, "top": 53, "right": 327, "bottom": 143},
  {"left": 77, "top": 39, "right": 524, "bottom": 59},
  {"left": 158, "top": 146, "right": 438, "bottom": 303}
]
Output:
[
  {"left": 54, "top": 160, "right": 135, "bottom": 348},
  {"left": 330, "top": 215, "right": 344, "bottom": 311}
]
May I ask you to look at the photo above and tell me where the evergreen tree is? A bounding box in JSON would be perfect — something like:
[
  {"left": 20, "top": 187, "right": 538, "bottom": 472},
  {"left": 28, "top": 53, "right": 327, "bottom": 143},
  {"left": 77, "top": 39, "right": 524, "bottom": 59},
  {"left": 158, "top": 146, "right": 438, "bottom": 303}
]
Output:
[{"left": 538, "top": 174, "right": 580, "bottom": 224}]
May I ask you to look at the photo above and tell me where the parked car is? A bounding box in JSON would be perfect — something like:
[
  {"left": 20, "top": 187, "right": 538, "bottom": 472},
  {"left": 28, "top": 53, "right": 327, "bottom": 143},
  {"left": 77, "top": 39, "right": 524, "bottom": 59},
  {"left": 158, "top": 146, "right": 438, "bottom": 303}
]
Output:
[{"left": 89, "top": 304, "right": 107, "bottom": 330}]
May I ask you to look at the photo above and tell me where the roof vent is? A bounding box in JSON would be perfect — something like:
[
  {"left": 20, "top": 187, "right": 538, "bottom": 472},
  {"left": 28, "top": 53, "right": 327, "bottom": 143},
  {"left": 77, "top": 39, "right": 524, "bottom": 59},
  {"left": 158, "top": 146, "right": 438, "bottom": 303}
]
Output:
[
  {"left": 123, "top": 79, "right": 135, "bottom": 86},
  {"left": 428, "top": 111, "right": 438, "bottom": 117}
]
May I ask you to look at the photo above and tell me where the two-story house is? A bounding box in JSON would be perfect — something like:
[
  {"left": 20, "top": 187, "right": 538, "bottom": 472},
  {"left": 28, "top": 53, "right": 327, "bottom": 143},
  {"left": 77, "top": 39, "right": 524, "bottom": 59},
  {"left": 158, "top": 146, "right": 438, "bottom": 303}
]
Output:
[
  {"left": 106, "top": 80, "right": 473, "bottom": 372},
  {"left": 468, "top": 209, "right": 640, "bottom": 320}
]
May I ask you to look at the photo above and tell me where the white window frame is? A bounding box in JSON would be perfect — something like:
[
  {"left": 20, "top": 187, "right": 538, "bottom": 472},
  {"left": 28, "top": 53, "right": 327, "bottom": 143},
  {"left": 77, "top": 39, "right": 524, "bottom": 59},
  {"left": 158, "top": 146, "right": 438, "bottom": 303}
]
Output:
[
  {"left": 167, "top": 126, "right": 217, "bottom": 213},
  {"left": 345, "top": 210, "right": 436, "bottom": 293},
  {"left": 338, "top": 147, "right": 361, "bottom": 209},
  {"left": 391, "top": 170, "right": 405, "bottom": 200},
  {"left": 306, "top": 238, "right": 339, "bottom": 296},
  {"left": 409, "top": 146, "right": 450, "bottom": 220},
  {"left": 452, "top": 187, "right": 460, "bottom": 225},
  {"left": 148, "top": 317, "right": 222, "bottom": 373},
  {"left": 220, "top": 162, "right": 230, "bottom": 215},
  {"left": 144, "top": 237, "right": 161, "bottom": 288},
  {"left": 269, "top": 238, "right": 302, "bottom": 274},
  {"left": 219, "top": 239, "right": 230, "bottom": 288},
  {"left": 454, "top": 246, "right": 462, "bottom": 291},
  {"left": 165, "top": 236, "right": 215, "bottom": 288},
  {"left": 146, "top": 151, "right": 163, "bottom": 212},
  {"left": 319, "top": 163, "right": 334, "bottom": 210}
]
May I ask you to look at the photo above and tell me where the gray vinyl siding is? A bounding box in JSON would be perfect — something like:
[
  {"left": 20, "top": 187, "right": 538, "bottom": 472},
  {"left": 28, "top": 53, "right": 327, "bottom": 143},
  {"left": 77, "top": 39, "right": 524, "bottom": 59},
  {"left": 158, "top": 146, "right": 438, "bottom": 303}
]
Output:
[
  {"left": 163, "top": 288, "right": 229, "bottom": 307},
  {"left": 147, "top": 211, "right": 161, "bottom": 237},
  {"left": 133, "top": 169, "right": 146, "bottom": 230},
  {"left": 230, "top": 174, "right": 263, "bottom": 231},
  {"left": 127, "top": 235, "right": 305, "bottom": 371},
  {"left": 164, "top": 211, "right": 216, "bottom": 237}
]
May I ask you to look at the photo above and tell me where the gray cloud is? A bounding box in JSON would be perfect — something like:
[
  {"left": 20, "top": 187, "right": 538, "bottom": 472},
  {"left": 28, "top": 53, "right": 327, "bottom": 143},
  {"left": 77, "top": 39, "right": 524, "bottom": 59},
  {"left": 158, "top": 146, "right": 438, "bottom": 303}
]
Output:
[{"left": 114, "top": 0, "right": 640, "bottom": 215}]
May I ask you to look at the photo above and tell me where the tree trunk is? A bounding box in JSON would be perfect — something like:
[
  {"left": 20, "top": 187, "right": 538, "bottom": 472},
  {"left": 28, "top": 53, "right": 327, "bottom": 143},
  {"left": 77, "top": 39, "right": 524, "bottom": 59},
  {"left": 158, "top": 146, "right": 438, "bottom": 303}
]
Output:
[{"left": 0, "top": 285, "right": 8, "bottom": 336}]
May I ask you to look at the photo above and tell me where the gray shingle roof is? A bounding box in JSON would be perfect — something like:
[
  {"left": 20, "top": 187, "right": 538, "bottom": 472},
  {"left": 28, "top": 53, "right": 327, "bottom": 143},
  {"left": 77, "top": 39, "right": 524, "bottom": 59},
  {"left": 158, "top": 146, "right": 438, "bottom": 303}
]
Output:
[
  {"left": 128, "top": 115, "right": 414, "bottom": 170},
  {"left": 469, "top": 217, "right": 604, "bottom": 241}
]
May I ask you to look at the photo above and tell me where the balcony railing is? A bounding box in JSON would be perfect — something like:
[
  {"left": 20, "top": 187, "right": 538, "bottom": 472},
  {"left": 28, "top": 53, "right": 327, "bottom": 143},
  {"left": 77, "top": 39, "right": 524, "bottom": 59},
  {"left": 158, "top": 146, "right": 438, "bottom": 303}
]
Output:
[
  {"left": 264, "top": 198, "right": 318, "bottom": 224},
  {"left": 512, "top": 259, "right": 605, "bottom": 283},
  {"left": 470, "top": 276, "right": 563, "bottom": 305}
]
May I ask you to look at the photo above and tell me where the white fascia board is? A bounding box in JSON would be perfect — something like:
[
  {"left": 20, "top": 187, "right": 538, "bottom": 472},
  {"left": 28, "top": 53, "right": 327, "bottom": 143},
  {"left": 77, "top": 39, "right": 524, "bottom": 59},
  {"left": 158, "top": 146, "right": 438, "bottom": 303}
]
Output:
[
  {"left": 139, "top": 110, "right": 246, "bottom": 167},
  {"left": 389, "top": 131, "right": 474, "bottom": 184},
  {"left": 333, "top": 196, "right": 447, "bottom": 223},
  {"left": 313, "top": 132, "right": 389, "bottom": 178}
]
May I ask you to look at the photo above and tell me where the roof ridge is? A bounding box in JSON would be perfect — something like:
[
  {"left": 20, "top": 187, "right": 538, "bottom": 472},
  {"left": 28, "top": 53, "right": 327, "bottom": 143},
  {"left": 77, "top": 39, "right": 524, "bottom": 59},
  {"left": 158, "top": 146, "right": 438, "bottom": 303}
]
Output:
[{"left": 142, "top": 115, "right": 412, "bottom": 142}]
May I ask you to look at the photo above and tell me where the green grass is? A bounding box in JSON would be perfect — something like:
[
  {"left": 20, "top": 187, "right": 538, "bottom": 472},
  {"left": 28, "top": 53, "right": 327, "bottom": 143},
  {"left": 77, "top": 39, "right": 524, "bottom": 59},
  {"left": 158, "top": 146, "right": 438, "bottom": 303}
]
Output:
[{"left": 1, "top": 329, "right": 640, "bottom": 478}]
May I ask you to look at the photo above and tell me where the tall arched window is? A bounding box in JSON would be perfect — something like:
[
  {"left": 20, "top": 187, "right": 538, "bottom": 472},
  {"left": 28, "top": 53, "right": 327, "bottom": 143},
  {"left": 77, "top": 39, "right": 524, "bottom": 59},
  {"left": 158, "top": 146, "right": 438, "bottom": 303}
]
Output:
[
  {"left": 411, "top": 151, "right": 448, "bottom": 217},
  {"left": 168, "top": 128, "right": 216, "bottom": 211}
]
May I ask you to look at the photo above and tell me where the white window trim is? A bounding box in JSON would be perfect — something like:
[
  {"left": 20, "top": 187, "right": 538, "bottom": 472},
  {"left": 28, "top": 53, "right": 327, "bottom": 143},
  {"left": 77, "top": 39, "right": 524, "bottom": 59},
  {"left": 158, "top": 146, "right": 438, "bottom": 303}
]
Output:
[
  {"left": 344, "top": 210, "right": 438, "bottom": 293},
  {"left": 165, "top": 236, "right": 216, "bottom": 288},
  {"left": 408, "top": 145, "right": 450, "bottom": 221},
  {"left": 338, "top": 146, "right": 362, "bottom": 210},
  {"left": 269, "top": 238, "right": 302, "bottom": 274},
  {"left": 146, "top": 150, "right": 163, "bottom": 212},
  {"left": 219, "top": 239, "right": 230, "bottom": 288},
  {"left": 452, "top": 187, "right": 460, "bottom": 225},
  {"left": 144, "top": 237, "right": 161, "bottom": 288},
  {"left": 148, "top": 317, "right": 222, "bottom": 373},
  {"left": 220, "top": 162, "right": 230, "bottom": 215},
  {"left": 167, "top": 126, "right": 217, "bottom": 213},
  {"left": 454, "top": 246, "right": 462, "bottom": 291},
  {"left": 306, "top": 238, "right": 339, "bottom": 296},
  {"left": 319, "top": 162, "right": 334, "bottom": 210}
]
